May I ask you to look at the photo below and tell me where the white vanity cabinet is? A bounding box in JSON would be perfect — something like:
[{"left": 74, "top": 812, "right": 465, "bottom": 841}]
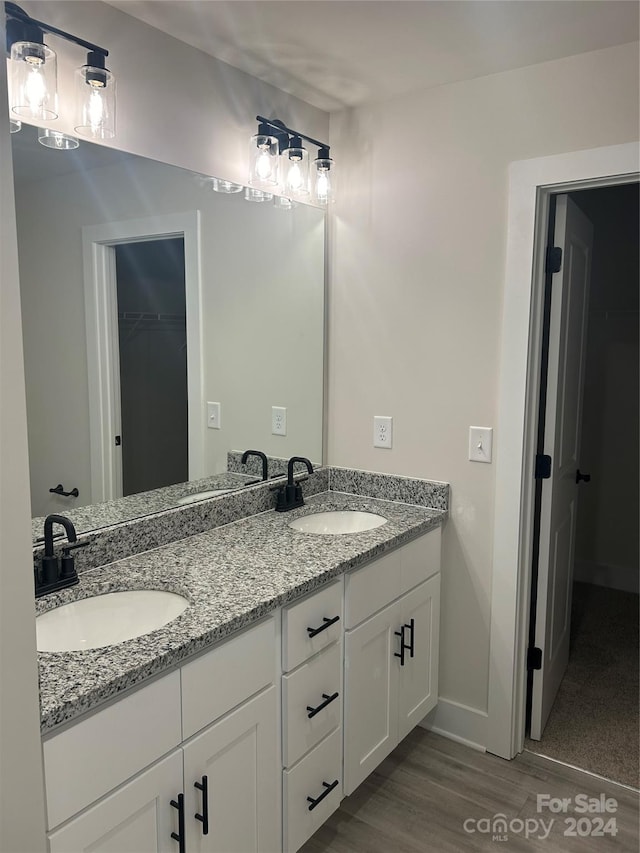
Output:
[
  {"left": 44, "top": 618, "right": 280, "bottom": 853},
  {"left": 281, "top": 580, "right": 343, "bottom": 853},
  {"left": 343, "top": 529, "right": 441, "bottom": 795}
]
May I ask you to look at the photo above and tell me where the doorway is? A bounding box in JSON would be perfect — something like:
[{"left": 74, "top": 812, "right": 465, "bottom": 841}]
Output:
[
  {"left": 486, "top": 141, "right": 639, "bottom": 762},
  {"left": 525, "top": 183, "right": 639, "bottom": 787},
  {"left": 115, "top": 238, "right": 188, "bottom": 496},
  {"left": 82, "top": 211, "right": 203, "bottom": 505}
]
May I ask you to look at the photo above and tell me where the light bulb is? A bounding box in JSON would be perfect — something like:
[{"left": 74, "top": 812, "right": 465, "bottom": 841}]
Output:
[
  {"left": 256, "top": 150, "right": 273, "bottom": 180},
  {"left": 316, "top": 171, "right": 330, "bottom": 204},
  {"left": 10, "top": 42, "right": 57, "bottom": 120},
  {"left": 88, "top": 87, "right": 104, "bottom": 132},
  {"left": 287, "top": 162, "right": 303, "bottom": 191}
]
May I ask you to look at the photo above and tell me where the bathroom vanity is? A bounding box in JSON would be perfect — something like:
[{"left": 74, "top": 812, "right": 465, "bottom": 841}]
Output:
[{"left": 36, "top": 476, "right": 446, "bottom": 853}]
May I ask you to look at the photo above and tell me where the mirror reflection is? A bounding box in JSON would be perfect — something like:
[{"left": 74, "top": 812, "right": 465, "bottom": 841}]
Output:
[{"left": 12, "top": 126, "right": 325, "bottom": 539}]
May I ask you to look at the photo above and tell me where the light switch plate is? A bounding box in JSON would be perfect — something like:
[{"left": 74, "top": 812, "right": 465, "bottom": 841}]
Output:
[
  {"left": 469, "top": 426, "right": 493, "bottom": 463},
  {"left": 207, "top": 401, "right": 221, "bottom": 430}
]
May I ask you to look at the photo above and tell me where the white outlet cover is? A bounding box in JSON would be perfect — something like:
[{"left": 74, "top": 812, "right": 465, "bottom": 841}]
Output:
[
  {"left": 207, "top": 401, "right": 221, "bottom": 430},
  {"left": 469, "top": 426, "right": 493, "bottom": 463},
  {"left": 374, "top": 415, "right": 393, "bottom": 449},
  {"left": 272, "top": 406, "right": 287, "bottom": 436}
]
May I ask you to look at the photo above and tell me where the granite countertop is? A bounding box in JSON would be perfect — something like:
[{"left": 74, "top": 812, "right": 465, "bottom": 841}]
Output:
[{"left": 37, "top": 491, "right": 445, "bottom": 734}]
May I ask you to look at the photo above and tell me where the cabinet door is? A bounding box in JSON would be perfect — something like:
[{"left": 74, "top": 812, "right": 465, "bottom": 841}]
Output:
[
  {"left": 48, "top": 751, "right": 183, "bottom": 853},
  {"left": 397, "top": 575, "right": 440, "bottom": 741},
  {"left": 343, "top": 603, "right": 399, "bottom": 795},
  {"left": 183, "top": 686, "right": 279, "bottom": 853}
]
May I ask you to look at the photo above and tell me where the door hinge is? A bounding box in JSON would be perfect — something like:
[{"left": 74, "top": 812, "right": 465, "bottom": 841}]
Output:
[
  {"left": 545, "top": 246, "right": 562, "bottom": 274},
  {"left": 535, "top": 454, "right": 551, "bottom": 479},
  {"left": 527, "top": 646, "right": 543, "bottom": 671}
]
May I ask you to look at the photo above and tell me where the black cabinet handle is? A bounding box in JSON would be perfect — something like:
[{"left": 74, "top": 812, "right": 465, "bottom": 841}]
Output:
[
  {"left": 307, "top": 779, "right": 339, "bottom": 811},
  {"left": 307, "top": 615, "right": 340, "bottom": 638},
  {"left": 575, "top": 469, "right": 591, "bottom": 484},
  {"left": 394, "top": 625, "right": 406, "bottom": 666},
  {"left": 406, "top": 617, "right": 415, "bottom": 658},
  {"left": 395, "top": 620, "right": 414, "bottom": 666},
  {"left": 194, "top": 775, "right": 209, "bottom": 835},
  {"left": 170, "top": 793, "right": 186, "bottom": 853},
  {"left": 306, "top": 691, "right": 339, "bottom": 719}
]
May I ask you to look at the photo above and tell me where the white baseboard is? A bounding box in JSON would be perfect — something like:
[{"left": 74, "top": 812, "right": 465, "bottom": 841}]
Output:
[
  {"left": 419, "top": 697, "right": 488, "bottom": 752},
  {"left": 574, "top": 561, "right": 639, "bottom": 594}
]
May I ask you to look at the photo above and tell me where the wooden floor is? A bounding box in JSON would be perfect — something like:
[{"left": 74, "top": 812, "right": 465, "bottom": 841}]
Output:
[{"left": 301, "top": 729, "right": 639, "bottom": 852}]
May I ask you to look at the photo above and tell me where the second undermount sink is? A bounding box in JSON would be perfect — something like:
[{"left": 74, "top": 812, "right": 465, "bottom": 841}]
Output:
[
  {"left": 36, "top": 590, "right": 189, "bottom": 652},
  {"left": 289, "top": 510, "right": 388, "bottom": 535},
  {"left": 176, "top": 488, "right": 233, "bottom": 505}
]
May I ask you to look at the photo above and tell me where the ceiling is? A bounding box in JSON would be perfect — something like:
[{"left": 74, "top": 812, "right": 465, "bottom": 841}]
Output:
[{"left": 104, "top": 1, "right": 639, "bottom": 111}]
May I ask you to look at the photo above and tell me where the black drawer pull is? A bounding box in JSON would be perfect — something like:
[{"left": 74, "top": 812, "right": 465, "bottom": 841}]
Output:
[
  {"left": 307, "top": 691, "right": 339, "bottom": 719},
  {"left": 307, "top": 779, "right": 339, "bottom": 811},
  {"left": 406, "top": 617, "right": 415, "bottom": 658},
  {"left": 194, "top": 775, "right": 209, "bottom": 835},
  {"left": 170, "top": 793, "right": 186, "bottom": 853},
  {"left": 307, "top": 615, "right": 340, "bottom": 638}
]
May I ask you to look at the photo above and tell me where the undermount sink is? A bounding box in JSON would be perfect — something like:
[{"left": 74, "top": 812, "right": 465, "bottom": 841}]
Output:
[
  {"left": 176, "top": 488, "right": 232, "bottom": 505},
  {"left": 289, "top": 510, "right": 388, "bottom": 535},
  {"left": 36, "top": 590, "right": 189, "bottom": 652}
]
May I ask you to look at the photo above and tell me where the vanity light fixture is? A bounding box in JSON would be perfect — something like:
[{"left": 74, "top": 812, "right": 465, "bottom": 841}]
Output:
[
  {"left": 38, "top": 128, "right": 79, "bottom": 149},
  {"left": 5, "top": 2, "right": 115, "bottom": 138},
  {"left": 250, "top": 116, "right": 335, "bottom": 205}
]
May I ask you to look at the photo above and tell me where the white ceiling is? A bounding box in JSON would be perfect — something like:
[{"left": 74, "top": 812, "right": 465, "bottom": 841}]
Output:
[{"left": 104, "top": 1, "right": 640, "bottom": 111}]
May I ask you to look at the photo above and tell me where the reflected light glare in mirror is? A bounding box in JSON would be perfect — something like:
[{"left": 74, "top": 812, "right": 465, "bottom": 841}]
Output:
[{"left": 38, "top": 128, "right": 79, "bottom": 150}]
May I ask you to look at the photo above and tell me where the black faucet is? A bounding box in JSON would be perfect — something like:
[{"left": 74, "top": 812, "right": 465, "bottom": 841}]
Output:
[
  {"left": 35, "top": 514, "right": 87, "bottom": 598},
  {"left": 274, "top": 456, "right": 314, "bottom": 512},
  {"left": 241, "top": 449, "right": 268, "bottom": 482}
]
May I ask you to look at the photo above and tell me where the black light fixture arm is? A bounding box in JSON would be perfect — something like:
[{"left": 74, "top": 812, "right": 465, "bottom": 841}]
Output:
[
  {"left": 5, "top": 2, "right": 109, "bottom": 60},
  {"left": 255, "top": 115, "right": 330, "bottom": 156}
]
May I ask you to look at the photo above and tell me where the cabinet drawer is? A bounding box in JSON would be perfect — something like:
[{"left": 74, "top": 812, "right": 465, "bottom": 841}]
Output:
[
  {"left": 43, "top": 671, "right": 181, "bottom": 830},
  {"left": 283, "top": 728, "right": 342, "bottom": 853},
  {"left": 400, "top": 527, "right": 440, "bottom": 593},
  {"left": 282, "top": 641, "right": 342, "bottom": 768},
  {"left": 182, "top": 617, "right": 275, "bottom": 739},
  {"left": 345, "top": 530, "right": 441, "bottom": 629},
  {"left": 283, "top": 581, "right": 342, "bottom": 672},
  {"left": 345, "top": 548, "right": 400, "bottom": 629}
]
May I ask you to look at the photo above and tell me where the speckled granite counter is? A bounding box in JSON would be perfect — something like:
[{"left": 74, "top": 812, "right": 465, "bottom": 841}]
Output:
[{"left": 37, "top": 491, "right": 445, "bottom": 734}]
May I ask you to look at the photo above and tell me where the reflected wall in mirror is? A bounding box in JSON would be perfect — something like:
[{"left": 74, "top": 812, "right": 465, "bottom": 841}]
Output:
[{"left": 12, "top": 125, "right": 325, "bottom": 536}]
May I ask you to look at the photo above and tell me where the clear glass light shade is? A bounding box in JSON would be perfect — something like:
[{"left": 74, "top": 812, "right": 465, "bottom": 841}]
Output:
[
  {"left": 244, "top": 187, "right": 273, "bottom": 203},
  {"left": 75, "top": 66, "right": 116, "bottom": 139},
  {"left": 282, "top": 146, "right": 309, "bottom": 196},
  {"left": 313, "top": 157, "right": 336, "bottom": 205},
  {"left": 10, "top": 42, "right": 58, "bottom": 121},
  {"left": 248, "top": 134, "right": 279, "bottom": 187},
  {"left": 9, "top": 117, "right": 22, "bottom": 133},
  {"left": 273, "top": 195, "right": 296, "bottom": 210},
  {"left": 211, "top": 178, "right": 243, "bottom": 194},
  {"left": 38, "top": 128, "right": 79, "bottom": 150}
]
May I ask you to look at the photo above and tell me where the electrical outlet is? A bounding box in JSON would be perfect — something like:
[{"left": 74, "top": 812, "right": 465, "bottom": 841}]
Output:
[
  {"left": 373, "top": 415, "right": 393, "bottom": 449},
  {"left": 207, "top": 401, "right": 221, "bottom": 430},
  {"left": 272, "top": 406, "right": 287, "bottom": 436},
  {"left": 468, "top": 426, "right": 493, "bottom": 462}
]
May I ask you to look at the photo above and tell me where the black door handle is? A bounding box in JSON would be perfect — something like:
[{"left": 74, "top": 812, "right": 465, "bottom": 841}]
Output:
[
  {"left": 394, "top": 625, "right": 406, "bottom": 666},
  {"left": 575, "top": 469, "right": 591, "bottom": 484},
  {"left": 406, "top": 618, "right": 415, "bottom": 658},
  {"left": 194, "top": 775, "right": 209, "bottom": 835},
  {"left": 170, "top": 793, "right": 186, "bottom": 853},
  {"left": 307, "top": 691, "right": 339, "bottom": 719}
]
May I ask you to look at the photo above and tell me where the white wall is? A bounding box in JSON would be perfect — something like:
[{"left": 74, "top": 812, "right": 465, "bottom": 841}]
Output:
[
  {"left": 0, "top": 42, "right": 47, "bottom": 853},
  {"left": 328, "top": 42, "right": 640, "bottom": 720},
  {"left": 16, "top": 155, "right": 324, "bottom": 516},
  {"left": 574, "top": 184, "right": 639, "bottom": 593}
]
